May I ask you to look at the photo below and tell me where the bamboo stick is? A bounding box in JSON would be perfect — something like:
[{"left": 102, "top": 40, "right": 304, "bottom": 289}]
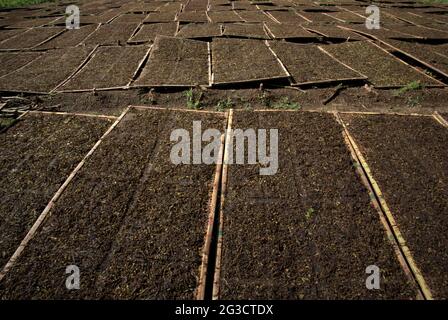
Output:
[
  {"left": 212, "top": 108, "right": 233, "bottom": 300},
  {"left": 28, "top": 110, "right": 118, "bottom": 119},
  {"left": 433, "top": 111, "right": 448, "bottom": 128},
  {"left": 196, "top": 130, "right": 226, "bottom": 300},
  {"left": 0, "top": 106, "right": 131, "bottom": 282},
  {"left": 131, "top": 105, "right": 226, "bottom": 115},
  {"left": 335, "top": 112, "right": 433, "bottom": 300}
]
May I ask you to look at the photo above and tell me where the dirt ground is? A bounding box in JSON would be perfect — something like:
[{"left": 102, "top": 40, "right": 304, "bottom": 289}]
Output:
[
  {"left": 7, "top": 85, "right": 448, "bottom": 118},
  {"left": 1, "top": 0, "right": 448, "bottom": 300},
  {"left": 0, "top": 113, "right": 110, "bottom": 267},
  {"left": 0, "top": 108, "right": 226, "bottom": 299},
  {"left": 340, "top": 114, "right": 448, "bottom": 299},
  {"left": 218, "top": 111, "right": 417, "bottom": 299}
]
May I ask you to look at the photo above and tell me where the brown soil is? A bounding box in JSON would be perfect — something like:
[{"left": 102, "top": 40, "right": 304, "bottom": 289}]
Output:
[
  {"left": 176, "top": 23, "right": 222, "bottom": 39},
  {"left": 323, "top": 41, "right": 441, "bottom": 87},
  {"left": 177, "top": 11, "right": 208, "bottom": 23},
  {"left": 82, "top": 23, "right": 139, "bottom": 46},
  {"left": 300, "top": 6, "right": 337, "bottom": 13},
  {"left": 325, "top": 11, "right": 365, "bottom": 24},
  {"left": 128, "top": 23, "right": 178, "bottom": 44},
  {"left": 265, "top": 22, "right": 318, "bottom": 39},
  {"left": 232, "top": 2, "right": 253, "bottom": 10},
  {"left": 256, "top": 4, "right": 282, "bottom": 11},
  {"left": 110, "top": 13, "right": 147, "bottom": 24},
  {"left": 0, "top": 108, "right": 225, "bottom": 299},
  {"left": 126, "top": 2, "right": 162, "bottom": 12},
  {"left": 29, "top": 90, "right": 143, "bottom": 116},
  {"left": 381, "top": 39, "right": 448, "bottom": 76},
  {"left": 0, "top": 29, "right": 24, "bottom": 42},
  {"left": 144, "top": 11, "right": 177, "bottom": 23},
  {"left": 184, "top": 0, "right": 208, "bottom": 11},
  {"left": 269, "top": 42, "right": 364, "bottom": 85},
  {"left": 218, "top": 110, "right": 417, "bottom": 299},
  {"left": 298, "top": 11, "right": 338, "bottom": 23},
  {"left": 134, "top": 36, "right": 209, "bottom": 87},
  {"left": 0, "top": 47, "right": 93, "bottom": 93},
  {"left": 60, "top": 45, "right": 148, "bottom": 91},
  {"left": 389, "top": 25, "right": 448, "bottom": 40},
  {"left": 208, "top": 11, "right": 243, "bottom": 23},
  {"left": 386, "top": 11, "right": 446, "bottom": 27},
  {"left": 78, "top": 10, "right": 121, "bottom": 24},
  {"left": 0, "top": 113, "right": 111, "bottom": 268},
  {"left": 354, "top": 10, "right": 403, "bottom": 25},
  {"left": 37, "top": 25, "right": 98, "bottom": 49},
  {"left": 237, "top": 10, "right": 274, "bottom": 23},
  {"left": 331, "top": 87, "right": 448, "bottom": 112},
  {"left": 211, "top": 38, "right": 288, "bottom": 84},
  {"left": 0, "top": 52, "right": 41, "bottom": 78},
  {"left": 210, "top": 5, "right": 233, "bottom": 11},
  {"left": 303, "top": 24, "right": 365, "bottom": 41},
  {"left": 16, "top": 84, "right": 448, "bottom": 117},
  {"left": 0, "top": 27, "right": 63, "bottom": 50},
  {"left": 1, "top": 2, "right": 448, "bottom": 299},
  {"left": 340, "top": 114, "right": 448, "bottom": 299},
  {"left": 222, "top": 23, "right": 269, "bottom": 39},
  {"left": 429, "top": 44, "right": 448, "bottom": 58},
  {"left": 6, "top": 17, "right": 59, "bottom": 29},
  {"left": 160, "top": 3, "right": 182, "bottom": 12},
  {"left": 266, "top": 10, "right": 307, "bottom": 24},
  {"left": 442, "top": 113, "right": 448, "bottom": 122},
  {"left": 345, "top": 24, "right": 418, "bottom": 41}
]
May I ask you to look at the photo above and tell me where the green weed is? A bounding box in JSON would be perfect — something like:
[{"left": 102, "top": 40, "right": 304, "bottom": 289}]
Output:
[
  {"left": 258, "top": 91, "right": 271, "bottom": 107},
  {"left": 185, "top": 88, "right": 203, "bottom": 110},
  {"left": 0, "top": 117, "right": 16, "bottom": 130},
  {"left": 271, "top": 97, "right": 301, "bottom": 110},
  {"left": 215, "top": 97, "right": 234, "bottom": 111},
  {"left": 393, "top": 81, "right": 423, "bottom": 96},
  {"left": 305, "top": 208, "right": 315, "bottom": 221},
  {"left": 0, "top": 0, "right": 54, "bottom": 8},
  {"left": 406, "top": 96, "right": 423, "bottom": 108}
]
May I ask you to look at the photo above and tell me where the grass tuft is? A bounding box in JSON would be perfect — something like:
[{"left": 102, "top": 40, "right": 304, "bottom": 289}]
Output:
[
  {"left": 305, "top": 208, "right": 315, "bottom": 221},
  {"left": 271, "top": 97, "right": 301, "bottom": 110},
  {"left": 393, "top": 80, "right": 423, "bottom": 96},
  {"left": 0, "top": 117, "right": 17, "bottom": 131},
  {"left": 185, "top": 88, "right": 203, "bottom": 110},
  {"left": 0, "top": 0, "right": 54, "bottom": 8},
  {"left": 215, "top": 98, "right": 234, "bottom": 111}
]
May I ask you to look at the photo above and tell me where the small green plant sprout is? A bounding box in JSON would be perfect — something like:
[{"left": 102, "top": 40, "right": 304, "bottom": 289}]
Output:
[
  {"left": 406, "top": 96, "right": 423, "bottom": 108},
  {"left": 258, "top": 90, "right": 271, "bottom": 107},
  {"left": 215, "top": 97, "right": 234, "bottom": 111},
  {"left": 272, "top": 97, "right": 301, "bottom": 110},
  {"left": 0, "top": 117, "right": 16, "bottom": 131},
  {"left": 393, "top": 81, "right": 423, "bottom": 96},
  {"left": 305, "top": 208, "right": 315, "bottom": 221},
  {"left": 185, "top": 88, "right": 203, "bottom": 110}
]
